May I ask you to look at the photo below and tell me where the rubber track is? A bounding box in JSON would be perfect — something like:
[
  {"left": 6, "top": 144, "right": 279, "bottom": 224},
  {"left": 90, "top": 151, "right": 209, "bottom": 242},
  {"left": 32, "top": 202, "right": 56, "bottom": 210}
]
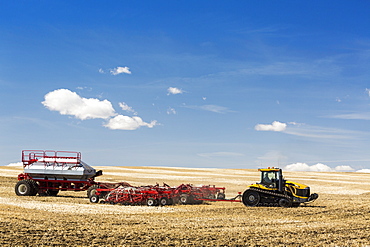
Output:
[{"left": 247, "top": 187, "right": 291, "bottom": 207}]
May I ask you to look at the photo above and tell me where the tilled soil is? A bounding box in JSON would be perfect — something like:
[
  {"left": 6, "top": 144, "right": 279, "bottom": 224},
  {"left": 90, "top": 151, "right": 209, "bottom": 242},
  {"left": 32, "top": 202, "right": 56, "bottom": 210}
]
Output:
[{"left": 1, "top": 166, "right": 370, "bottom": 246}]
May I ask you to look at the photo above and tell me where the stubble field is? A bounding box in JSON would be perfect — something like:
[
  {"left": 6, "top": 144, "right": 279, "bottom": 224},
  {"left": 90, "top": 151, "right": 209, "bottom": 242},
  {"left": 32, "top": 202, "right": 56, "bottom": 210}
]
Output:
[{"left": 1, "top": 165, "right": 370, "bottom": 246}]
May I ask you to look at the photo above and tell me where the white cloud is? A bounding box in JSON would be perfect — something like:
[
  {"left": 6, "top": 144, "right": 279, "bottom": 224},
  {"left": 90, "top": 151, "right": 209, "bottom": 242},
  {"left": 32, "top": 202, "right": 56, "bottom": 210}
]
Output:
[
  {"left": 104, "top": 115, "right": 157, "bottom": 130},
  {"left": 284, "top": 163, "right": 332, "bottom": 172},
  {"left": 167, "top": 107, "right": 177, "bottom": 115},
  {"left": 7, "top": 162, "right": 23, "bottom": 167},
  {"left": 288, "top": 122, "right": 300, "bottom": 126},
  {"left": 366, "top": 88, "right": 370, "bottom": 97},
  {"left": 200, "top": 105, "right": 230, "bottom": 113},
  {"left": 356, "top": 169, "right": 370, "bottom": 173},
  {"left": 284, "top": 163, "right": 355, "bottom": 172},
  {"left": 43, "top": 89, "right": 157, "bottom": 131},
  {"left": 184, "top": 104, "right": 233, "bottom": 114},
  {"left": 119, "top": 102, "right": 137, "bottom": 115},
  {"left": 42, "top": 89, "right": 116, "bottom": 120},
  {"left": 98, "top": 68, "right": 105, "bottom": 74},
  {"left": 284, "top": 124, "right": 363, "bottom": 140},
  {"left": 76, "top": 86, "right": 92, "bottom": 91},
  {"left": 110, "top": 66, "right": 131, "bottom": 75},
  {"left": 255, "top": 121, "right": 287, "bottom": 132},
  {"left": 330, "top": 112, "right": 370, "bottom": 120},
  {"left": 334, "top": 165, "right": 354, "bottom": 171},
  {"left": 167, "top": 87, "right": 183, "bottom": 95}
]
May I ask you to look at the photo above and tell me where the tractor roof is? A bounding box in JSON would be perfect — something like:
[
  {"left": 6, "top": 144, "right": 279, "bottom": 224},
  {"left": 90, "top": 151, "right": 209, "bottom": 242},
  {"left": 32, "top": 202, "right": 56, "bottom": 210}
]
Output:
[{"left": 258, "top": 167, "right": 281, "bottom": 172}]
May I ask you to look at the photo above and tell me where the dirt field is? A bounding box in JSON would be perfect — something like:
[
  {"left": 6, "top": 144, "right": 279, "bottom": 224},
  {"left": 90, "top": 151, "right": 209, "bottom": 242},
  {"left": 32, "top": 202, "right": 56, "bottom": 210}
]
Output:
[{"left": 1, "top": 165, "right": 370, "bottom": 246}]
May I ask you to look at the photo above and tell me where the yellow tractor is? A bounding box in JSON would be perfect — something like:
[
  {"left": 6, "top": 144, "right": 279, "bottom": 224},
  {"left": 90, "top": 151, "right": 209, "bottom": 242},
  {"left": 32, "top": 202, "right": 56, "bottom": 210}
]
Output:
[{"left": 242, "top": 167, "right": 318, "bottom": 207}]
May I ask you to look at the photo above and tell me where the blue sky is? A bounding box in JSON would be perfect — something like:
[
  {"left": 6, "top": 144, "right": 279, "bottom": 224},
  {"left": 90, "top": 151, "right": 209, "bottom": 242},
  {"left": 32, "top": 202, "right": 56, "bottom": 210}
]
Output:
[{"left": 1, "top": 1, "right": 370, "bottom": 170}]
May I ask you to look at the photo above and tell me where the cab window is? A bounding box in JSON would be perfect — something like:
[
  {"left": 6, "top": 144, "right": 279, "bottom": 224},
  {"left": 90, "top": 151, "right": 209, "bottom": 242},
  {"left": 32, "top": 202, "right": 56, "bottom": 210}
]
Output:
[{"left": 261, "top": 171, "right": 278, "bottom": 187}]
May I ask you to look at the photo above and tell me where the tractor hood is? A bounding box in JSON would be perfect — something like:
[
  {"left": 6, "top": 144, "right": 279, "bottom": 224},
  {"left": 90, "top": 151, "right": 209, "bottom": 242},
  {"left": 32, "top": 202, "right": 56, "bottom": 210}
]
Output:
[{"left": 285, "top": 181, "right": 309, "bottom": 190}]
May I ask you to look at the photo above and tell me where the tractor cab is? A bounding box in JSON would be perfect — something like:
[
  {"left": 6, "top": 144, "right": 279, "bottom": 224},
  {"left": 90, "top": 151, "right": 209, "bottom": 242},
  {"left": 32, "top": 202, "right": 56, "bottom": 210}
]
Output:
[{"left": 258, "top": 167, "right": 284, "bottom": 192}]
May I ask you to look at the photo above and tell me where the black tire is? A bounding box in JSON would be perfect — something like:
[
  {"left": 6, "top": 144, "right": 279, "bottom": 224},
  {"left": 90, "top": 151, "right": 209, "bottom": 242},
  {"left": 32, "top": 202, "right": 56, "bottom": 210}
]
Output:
[
  {"left": 242, "top": 190, "right": 260, "bottom": 207},
  {"left": 29, "top": 180, "right": 39, "bottom": 196},
  {"left": 278, "top": 198, "right": 292, "bottom": 207},
  {"left": 217, "top": 192, "right": 225, "bottom": 200},
  {"left": 89, "top": 195, "right": 99, "bottom": 203},
  {"left": 87, "top": 185, "right": 99, "bottom": 198},
  {"left": 15, "top": 180, "right": 34, "bottom": 196},
  {"left": 179, "top": 194, "right": 193, "bottom": 204},
  {"left": 159, "top": 197, "right": 169, "bottom": 206},
  {"left": 292, "top": 202, "right": 300, "bottom": 207},
  {"left": 146, "top": 198, "right": 158, "bottom": 206},
  {"left": 166, "top": 198, "right": 173, "bottom": 205}
]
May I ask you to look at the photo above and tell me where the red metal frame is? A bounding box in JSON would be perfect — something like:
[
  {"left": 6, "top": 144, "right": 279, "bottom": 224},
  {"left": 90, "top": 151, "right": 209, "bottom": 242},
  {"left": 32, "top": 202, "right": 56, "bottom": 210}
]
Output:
[
  {"left": 94, "top": 183, "right": 241, "bottom": 205},
  {"left": 22, "top": 150, "right": 81, "bottom": 166}
]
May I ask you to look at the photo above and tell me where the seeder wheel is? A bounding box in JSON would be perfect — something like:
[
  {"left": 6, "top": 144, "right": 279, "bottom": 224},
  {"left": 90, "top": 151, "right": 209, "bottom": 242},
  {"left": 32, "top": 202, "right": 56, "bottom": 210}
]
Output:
[
  {"left": 146, "top": 198, "right": 158, "bottom": 206},
  {"left": 15, "top": 180, "right": 36, "bottom": 196},
  {"left": 179, "top": 194, "right": 192, "bottom": 204},
  {"left": 159, "top": 197, "right": 169, "bottom": 206},
  {"left": 90, "top": 195, "right": 100, "bottom": 203},
  {"left": 87, "top": 185, "right": 99, "bottom": 198}
]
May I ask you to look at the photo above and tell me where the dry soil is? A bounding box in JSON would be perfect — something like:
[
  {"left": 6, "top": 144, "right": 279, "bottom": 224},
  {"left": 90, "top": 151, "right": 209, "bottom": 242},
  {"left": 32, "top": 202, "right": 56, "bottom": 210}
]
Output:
[{"left": 1, "top": 165, "right": 370, "bottom": 246}]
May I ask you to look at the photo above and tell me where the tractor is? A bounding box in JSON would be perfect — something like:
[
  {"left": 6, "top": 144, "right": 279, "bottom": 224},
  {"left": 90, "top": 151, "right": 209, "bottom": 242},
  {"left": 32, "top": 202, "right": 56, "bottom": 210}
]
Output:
[{"left": 242, "top": 167, "right": 318, "bottom": 207}]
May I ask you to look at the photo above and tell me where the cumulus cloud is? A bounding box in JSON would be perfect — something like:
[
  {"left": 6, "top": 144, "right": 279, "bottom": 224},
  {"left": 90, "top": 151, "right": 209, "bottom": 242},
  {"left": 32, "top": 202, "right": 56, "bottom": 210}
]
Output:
[
  {"left": 334, "top": 165, "right": 354, "bottom": 171},
  {"left": 110, "top": 66, "right": 131, "bottom": 75},
  {"left": 119, "top": 102, "right": 137, "bottom": 115},
  {"left": 255, "top": 121, "right": 287, "bottom": 132},
  {"left": 167, "top": 87, "right": 183, "bottom": 95},
  {"left": 42, "top": 89, "right": 116, "bottom": 120},
  {"left": 284, "top": 163, "right": 355, "bottom": 172},
  {"left": 356, "top": 169, "right": 370, "bottom": 173},
  {"left": 104, "top": 115, "right": 157, "bottom": 130},
  {"left": 43, "top": 89, "right": 157, "bottom": 131}
]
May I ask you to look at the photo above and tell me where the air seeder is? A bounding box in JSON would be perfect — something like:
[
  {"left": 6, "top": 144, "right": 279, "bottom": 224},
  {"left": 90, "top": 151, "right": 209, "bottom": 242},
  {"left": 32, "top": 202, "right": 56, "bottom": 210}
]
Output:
[{"left": 15, "top": 150, "right": 129, "bottom": 197}]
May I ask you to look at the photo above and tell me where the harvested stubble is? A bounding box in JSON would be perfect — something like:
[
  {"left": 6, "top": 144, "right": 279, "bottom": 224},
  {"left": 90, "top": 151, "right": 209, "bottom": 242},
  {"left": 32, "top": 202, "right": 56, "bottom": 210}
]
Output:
[{"left": 1, "top": 166, "right": 370, "bottom": 246}]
